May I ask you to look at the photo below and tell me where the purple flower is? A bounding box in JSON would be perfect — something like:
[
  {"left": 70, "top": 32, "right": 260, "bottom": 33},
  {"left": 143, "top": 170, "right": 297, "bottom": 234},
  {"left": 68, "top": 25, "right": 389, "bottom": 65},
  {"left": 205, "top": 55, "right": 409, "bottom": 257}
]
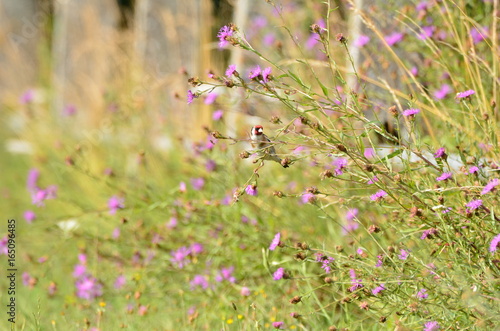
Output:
[
  {"left": 385, "top": 32, "right": 404, "bottom": 46},
  {"left": 320, "top": 256, "right": 335, "bottom": 273},
  {"left": 370, "top": 190, "right": 387, "bottom": 202},
  {"left": 364, "top": 148, "right": 375, "bottom": 159},
  {"left": 398, "top": 249, "right": 410, "bottom": 260},
  {"left": 402, "top": 108, "right": 420, "bottom": 117},
  {"left": 342, "top": 208, "right": 359, "bottom": 234},
  {"left": 205, "top": 159, "right": 217, "bottom": 172},
  {"left": 471, "top": 26, "right": 488, "bottom": 44},
  {"left": 434, "top": 147, "right": 447, "bottom": 159},
  {"left": 20, "top": 89, "right": 35, "bottom": 104},
  {"left": 225, "top": 64, "right": 237, "bottom": 77},
  {"left": 245, "top": 185, "right": 258, "bottom": 196},
  {"left": 217, "top": 25, "right": 234, "bottom": 48},
  {"left": 436, "top": 172, "right": 452, "bottom": 181},
  {"left": 190, "top": 275, "right": 209, "bottom": 290},
  {"left": 212, "top": 109, "right": 224, "bottom": 121},
  {"left": 24, "top": 210, "right": 36, "bottom": 224},
  {"left": 170, "top": 246, "right": 191, "bottom": 268},
  {"left": 456, "top": 89, "right": 475, "bottom": 99},
  {"left": 75, "top": 274, "right": 103, "bottom": 300},
  {"left": 108, "top": 196, "right": 125, "bottom": 214},
  {"left": 73, "top": 264, "right": 87, "bottom": 278},
  {"left": 481, "top": 178, "right": 499, "bottom": 195},
  {"left": 418, "top": 25, "right": 435, "bottom": 40},
  {"left": 424, "top": 321, "right": 441, "bottom": 331},
  {"left": 263, "top": 33, "right": 276, "bottom": 46},
  {"left": 371, "top": 284, "right": 385, "bottom": 296},
  {"left": 375, "top": 255, "right": 383, "bottom": 267},
  {"left": 433, "top": 84, "right": 451, "bottom": 100},
  {"left": 367, "top": 176, "right": 379, "bottom": 184},
  {"left": 114, "top": 275, "right": 126, "bottom": 289},
  {"left": 269, "top": 232, "right": 281, "bottom": 251},
  {"left": 465, "top": 199, "right": 482, "bottom": 212},
  {"left": 249, "top": 66, "right": 262, "bottom": 80},
  {"left": 187, "top": 90, "right": 197, "bottom": 104},
  {"left": 273, "top": 267, "right": 285, "bottom": 280},
  {"left": 417, "top": 288, "right": 429, "bottom": 299},
  {"left": 63, "top": 104, "right": 77, "bottom": 116},
  {"left": 27, "top": 168, "right": 40, "bottom": 191},
  {"left": 240, "top": 287, "right": 251, "bottom": 296},
  {"left": 489, "top": 233, "right": 500, "bottom": 253},
  {"left": 349, "top": 269, "right": 363, "bottom": 292},
  {"left": 216, "top": 266, "right": 236, "bottom": 283},
  {"left": 0, "top": 236, "right": 8, "bottom": 255},
  {"left": 261, "top": 67, "right": 272, "bottom": 83},
  {"left": 272, "top": 321, "right": 285, "bottom": 329},
  {"left": 301, "top": 192, "right": 316, "bottom": 204},
  {"left": 333, "top": 157, "right": 348, "bottom": 176},
  {"left": 179, "top": 182, "right": 187, "bottom": 193},
  {"left": 111, "top": 227, "right": 120, "bottom": 240},
  {"left": 204, "top": 92, "right": 218, "bottom": 105},
  {"left": 32, "top": 186, "right": 58, "bottom": 207},
  {"left": 354, "top": 35, "right": 370, "bottom": 47},
  {"left": 421, "top": 228, "right": 438, "bottom": 239},
  {"left": 190, "top": 243, "right": 204, "bottom": 255},
  {"left": 468, "top": 166, "right": 479, "bottom": 174},
  {"left": 191, "top": 177, "right": 205, "bottom": 190}
]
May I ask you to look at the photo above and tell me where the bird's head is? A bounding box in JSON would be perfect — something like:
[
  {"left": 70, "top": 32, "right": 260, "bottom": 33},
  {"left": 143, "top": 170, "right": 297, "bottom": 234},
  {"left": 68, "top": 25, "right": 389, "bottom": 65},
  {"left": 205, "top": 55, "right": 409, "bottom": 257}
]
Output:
[{"left": 251, "top": 125, "right": 264, "bottom": 136}]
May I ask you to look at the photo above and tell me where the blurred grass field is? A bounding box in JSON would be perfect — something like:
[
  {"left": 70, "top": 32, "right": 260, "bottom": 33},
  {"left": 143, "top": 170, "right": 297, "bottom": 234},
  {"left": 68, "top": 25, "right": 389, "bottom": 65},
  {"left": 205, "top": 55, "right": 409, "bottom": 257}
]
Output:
[{"left": 1, "top": 0, "right": 499, "bottom": 330}]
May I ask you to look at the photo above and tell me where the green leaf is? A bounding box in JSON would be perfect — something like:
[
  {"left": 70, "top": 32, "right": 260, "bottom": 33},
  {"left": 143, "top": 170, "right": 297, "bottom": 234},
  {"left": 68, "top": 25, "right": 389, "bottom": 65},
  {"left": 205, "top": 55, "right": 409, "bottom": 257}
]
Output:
[{"left": 376, "top": 149, "right": 404, "bottom": 164}]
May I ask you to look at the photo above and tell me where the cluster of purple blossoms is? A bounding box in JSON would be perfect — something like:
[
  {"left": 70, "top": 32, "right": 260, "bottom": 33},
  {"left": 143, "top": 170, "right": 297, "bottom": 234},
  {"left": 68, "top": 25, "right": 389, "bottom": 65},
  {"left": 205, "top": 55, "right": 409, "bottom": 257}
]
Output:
[
  {"left": 225, "top": 64, "right": 237, "bottom": 77},
  {"left": 465, "top": 199, "right": 482, "bottom": 212},
  {"left": 215, "top": 266, "right": 236, "bottom": 283},
  {"left": 315, "top": 253, "right": 335, "bottom": 273},
  {"left": 433, "top": 147, "right": 447, "bottom": 159},
  {"left": 27, "top": 168, "right": 58, "bottom": 207},
  {"left": 417, "top": 288, "right": 429, "bottom": 300},
  {"left": 421, "top": 228, "right": 438, "bottom": 240},
  {"left": 490, "top": 234, "right": 500, "bottom": 253},
  {"left": 433, "top": 84, "right": 451, "bottom": 100},
  {"left": 269, "top": 232, "right": 281, "bottom": 251},
  {"left": 402, "top": 108, "right": 420, "bottom": 117},
  {"left": 468, "top": 166, "right": 479, "bottom": 175},
  {"left": 481, "top": 178, "right": 499, "bottom": 195},
  {"left": 108, "top": 195, "right": 125, "bottom": 214},
  {"left": 301, "top": 191, "right": 317, "bottom": 204},
  {"left": 273, "top": 267, "right": 285, "bottom": 280},
  {"left": 385, "top": 32, "right": 404, "bottom": 46},
  {"left": 370, "top": 190, "right": 387, "bottom": 202},
  {"left": 398, "top": 249, "right": 410, "bottom": 260},
  {"left": 342, "top": 208, "right": 359, "bottom": 234},
  {"left": 423, "top": 321, "right": 441, "bottom": 331},
  {"left": 217, "top": 25, "right": 234, "bottom": 48},
  {"left": 170, "top": 243, "right": 204, "bottom": 268},
  {"left": 456, "top": 89, "right": 475, "bottom": 99},
  {"left": 190, "top": 275, "right": 209, "bottom": 290},
  {"left": 371, "top": 283, "right": 385, "bottom": 296},
  {"left": 187, "top": 90, "right": 198, "bottom": 104},
  {"left": 272, "top": 321, "right": 285, "bottom": 329},
  {"left": 73, "top": 255, "right": 103, "bottom": 300},
  {"left": 375, "top": 254, "right": 384, "bottom": 267},
  {"left": 245, "top": 184, "right": 258, "bottom": 196},
  {"left": 436, "top": 172, "right": 452, "bottom": 182},
  {"left": 332, "top": 157, "right": 348, "bottom": 176},
  {"left": 348, "top": 269, "right": 363, "bottom": 292},
  {"left": 248, "top": 65, "right": 272, "bottom": 83}
]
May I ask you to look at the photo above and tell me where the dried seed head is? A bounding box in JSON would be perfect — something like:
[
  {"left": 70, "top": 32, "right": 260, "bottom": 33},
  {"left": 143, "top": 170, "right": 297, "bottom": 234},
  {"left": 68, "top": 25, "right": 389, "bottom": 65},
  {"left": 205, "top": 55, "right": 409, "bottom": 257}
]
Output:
[
  {"left": 410, "top": 206, "right": 422, "bottom": 217},
  {"left": 335, "top": 245, "right": 343, "bottom": 252},
  {"left": 368, "top": 225, "right": 381, "bottom": 233},
  {"left": 321, "top": 169, "right": 334, "bottom": 179},
  {"left": 294, "top": 252, "right": 306, "bottom": 260},
  {"left": 466, "top": 156, "right": 476, "bottom": 164},
  {"left": 281, "top": 157, "right": 291, "bottom": 168},
  {"left": 363, "top": 164, "right": 374, "bottom": 172},
  {"left": 270, "top": 116, "right": 282, "bottom": 124},
  {"left": 336, "top": 33, "right": 346, "bottom": 43},
  {"left": 273, "top": 191, "right": 283, "bottom": 198},
  {"left": 187, "top": 77, "right": 201, "bottom": 87},
  {"left": 310, "top": 24, "right": 322, "bottom": 34},
  {"left": 239, "top": 151, "right": 250, "bottom": 159},
  {"left": 336, "top": 144, "right": 347, "bottom": 152},
  {"left": 306, "top": 186, "right": 319, "bottom": 194},
  {"left": 388, "top": 106, "right": 398, "bottom": 117},
  {"left": 290, "top": 296, "right": 302, "bottom": 304},
  {"left": 379, "top": 316, "right": 387, "bottom": 323},
  {"left": 324, "top": 277, "right": 334, "bottom": 284},
  {"left": 299, "top": 116, "right": 309, "bottom": 125}
]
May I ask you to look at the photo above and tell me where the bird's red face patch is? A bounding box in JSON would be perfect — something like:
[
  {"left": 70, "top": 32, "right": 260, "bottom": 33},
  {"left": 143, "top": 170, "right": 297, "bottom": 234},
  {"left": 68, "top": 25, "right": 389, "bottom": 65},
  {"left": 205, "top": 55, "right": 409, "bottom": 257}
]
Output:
[{"left": 252, "top": 125, "right": 264, "bottom": 135}]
